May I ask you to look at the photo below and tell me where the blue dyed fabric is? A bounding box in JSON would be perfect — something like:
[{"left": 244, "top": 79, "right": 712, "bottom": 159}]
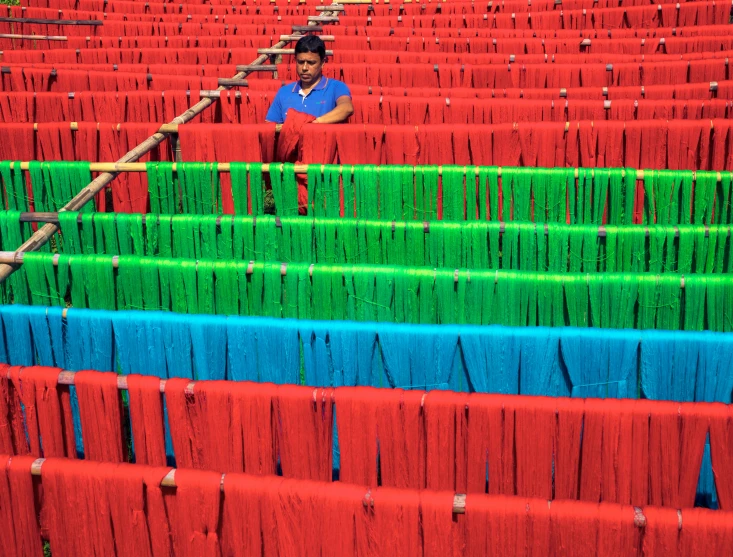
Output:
[{"left": 3, "top": 305, "right": 733, "bottom": 405}]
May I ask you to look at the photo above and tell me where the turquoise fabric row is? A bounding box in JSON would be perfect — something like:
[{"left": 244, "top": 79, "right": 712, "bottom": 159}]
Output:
[{"left": 2, "top": 305, "right": 732, "bottom": 403}]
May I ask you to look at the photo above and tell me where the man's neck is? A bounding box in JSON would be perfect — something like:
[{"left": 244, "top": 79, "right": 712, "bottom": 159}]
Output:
[{"left": 299, "top": 75, "right": 323, "bottom": 94}]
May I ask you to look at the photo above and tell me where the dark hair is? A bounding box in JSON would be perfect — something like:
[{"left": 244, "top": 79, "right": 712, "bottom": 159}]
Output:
[{"left": 294, "top": 35, "right": 326, "bottom": 61}]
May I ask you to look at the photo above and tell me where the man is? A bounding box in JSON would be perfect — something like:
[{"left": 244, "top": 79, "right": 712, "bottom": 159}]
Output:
[{"left": 265, "top": 35, "right": 354, "bottom": 124}]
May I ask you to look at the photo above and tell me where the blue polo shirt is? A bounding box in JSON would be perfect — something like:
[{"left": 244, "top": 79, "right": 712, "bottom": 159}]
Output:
[{"left": 265, "top": 77, "right": 351, "bottom": 123}]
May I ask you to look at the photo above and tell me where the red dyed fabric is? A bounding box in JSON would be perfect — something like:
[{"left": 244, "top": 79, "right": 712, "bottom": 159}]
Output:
[
  {"left": 465, "top": 394, "right": 513, "bottom": 495},
  {"left": 273, "top": 385, "right": 333, "bottom": 482},
  {"left": 221, "top": 474, "right": 281, "bottom": 557},
  {"left": 375, "top": 389, "right": 425, "bottom": 489},
  {"left": 42, "top": 458, "right": 171, "bottom": 557},
  {"left": 554, "top": 398, "right": 584, "bottom": 501},
  {"left": 74, "top": 370, "right": 127, "bottom": 463},
  {"left": 709, "top": 403, "right": 733, "bottom": 511},
  {"left": 679, "top": 508, "right": 733, "bottom": 555},
  {"left": 275, "top": 109, "right": 317, "bottom": 215},
  {"left": 579, "top": 399, "right": 636, "bottom": 504},
  {"left": 424, "top": 391, "right": 468, "bottom": 491},
  {"left": 549, "top": 500, "right": 599, "bottom": 556},
  {"left": 513, "top": 397, "right": 555, "bottom": 499},
  {"left": 234, "top": 382, "right": 277, "bottom": 476},
  {"left": 166, "top": 379, "right": 276, "bottom": 474},
  {"left": 370, "top": 487, "right": 422, "bottom": 556},
  {"left": 0, "top": 455, "right": 43, "bottom": 557},
  {"left": 641, "top": 507, "right": 680, "bottom": 557},
  {"left": 0, "top": 369, "right": 29, "bottom": 456},
  {"left": 164, "top": 468, "right": 222, "bottom": 557},
  {"left": 420, "top": 490, "right": 463, "bottom": 557},
  {"left": 597, "top": 503, "right": 639, "bottom": 556},
  {"left": 335, "top": 386, "right": 378, "bottom": 486},
  {"left": 6, "top": 367, "right": 76, "bottom": 459},
  {"left": 464, "top": 495, "right": 551, "bottom": 556},
  {"left": 127, "top": 374, "right": 167, "bottom": 467}
]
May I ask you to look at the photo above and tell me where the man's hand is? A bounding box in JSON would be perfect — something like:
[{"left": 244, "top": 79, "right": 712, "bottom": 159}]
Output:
[{"left": 309, "top": 96, "right": 354, "bottom": 124}]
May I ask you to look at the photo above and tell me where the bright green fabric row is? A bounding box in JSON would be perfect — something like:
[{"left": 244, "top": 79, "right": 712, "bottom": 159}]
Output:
[
  {"left": 7, "top": 253, "right": 733, "bottom": 332},
  {"left": 3, "top": 161, "right": 733, "bottom": 225},
  {"left": 0, "top": 161, "right": 94, "bottom": 213},
  {"left": 2, "top": 211, "right": 729, "bottom": 275}
]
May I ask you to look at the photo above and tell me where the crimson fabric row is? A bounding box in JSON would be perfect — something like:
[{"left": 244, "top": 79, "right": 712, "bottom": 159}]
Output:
[
  {"left": 6, "top": 48, "right": 733, "bottom": 65},
  {"left": 348, "top": 0, "right": 722, "bottom": 15},
  {"left": 0, "top": 21, "right": 298, "bottom": 39},
  {"left": 0, "top": 92, "right": 229, "bottom": 124},
  {"left": 0, "top": 62, "right": 242, "bottom": 79},
  {"left": 2, "top": 366, "right": 733, "bottom": 510},
  {"left": 313, "top": 50, "right": 733, "bottom": 64},
  {"left": 273, "top": 60, "right": 731, "bottom": 88},
  {"left": 0, "top": 68, "right": 222, "bottom": 92},
  {"left": 12, "top": 59, "right": 731, "bottom": 91},
  {"left": 328, "top": 35, "right": 733, "bottom": 55},
  {"left": 0, "top": 48, "right": 263, "bottom": 64},
  {"left": 4, "top": 1, "right": 718, "bottom": 22},
  {"left": 4, "top": 458, "right": 733, "bottom": 557},
  {"left": 0, "top": 31, "right": 298, "bottom": 52},
  {"left": 6, "top": 92, "right": 732, "bottom": 125},
  {"left": 24, "top": 0, "right": 370, "bottom": 7},
  {"left": 339, "top": 4, "right": 732, "bottom": 29},
  {"left": 4, "top": 34, "right": 733, "bottom": 56},
  {"left": 329, "top": 23, "right": 733, "bottom": 38},
  {"left": 4, "top": 69, "right": 725, "bottom": 98},
  {"left": 2, "top": 121, "right": 731, "bottom": 171},
  {"left": 14, "top": 0, "right": 701, "bottom": 17},
  {"left": 244, "top": 79, "right": 732, "bottom": 100},
  {"left": 0, "top": 121, "right": 174, "bottom": 163},
  {"left": 0, "top": 34, "right": 287, "bottom": 51},
  {"left": 3, "top": 6, "right": 732, "bottom": 38},
  {"left": 2, "top": 23, "right": 731, "bottom": 46},
  {"left": 6, "top": 3, "right": 731, "bottom": 29}
]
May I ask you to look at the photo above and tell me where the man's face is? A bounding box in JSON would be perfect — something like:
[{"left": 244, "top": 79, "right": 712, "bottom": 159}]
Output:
[{"left": 296, "top": 51, "right": 324, "bottom": 86}]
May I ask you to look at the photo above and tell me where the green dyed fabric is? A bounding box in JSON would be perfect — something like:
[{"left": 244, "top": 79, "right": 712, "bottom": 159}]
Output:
[
  {"left": 27, "top": 162, "right": 94, "bottom": 213},
  {"left": 0, "top": 161, "right": 29, "bottom": 211},
  {"left": 16, "top": 253, "right": 733, "bottom": 332},
  {"left": 0, "top": 210, "right": 35, "bottom": 304},
  {"left": 6, "top": 210, "right": 727, "bottom": 275},
  {"left": 230, "top": 162, "right": 263, "bottom": 215},
  {"left": 269, "top": 162, "right": 299, "bottom": 216},
  {"left": 179, "top": 162, "right": 221, "bottom": 214},
  {"left": 8, "top": 163, "right": 733, "bottom": 226},
  {"left": 146, "top": 162, "right": 176, "bottom": 214}
]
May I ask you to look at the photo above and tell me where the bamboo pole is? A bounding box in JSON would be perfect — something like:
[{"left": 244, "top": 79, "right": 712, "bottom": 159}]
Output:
[
  {"left": 280, "top": 33, "right": 335, "bottom": 40},
  {"left": 258, "top": 48, "right": 334, "bottom": 54},
  {"left": 5, "top": 161, "right": 727, "bottom": 184},
  {"left": 13, "top": 211, "right": 726, "bottom": 241},
  {"left": 0, "top": 33, "right": 67, "bottom": 40},
  {"left": 23, "top": 122, "right": 284, "bottom": 133},
  {"left": 0, "top": 7, "right": 342, "bottom": 285},
  {"left": 25, "top": 455, "right": 467, "bottom": 511},
  {"left": 0, "top": 16, "right": 102, "bottom": 25},
  {"left": 0, "top": 251, "right": 692, "bottom": 288}
]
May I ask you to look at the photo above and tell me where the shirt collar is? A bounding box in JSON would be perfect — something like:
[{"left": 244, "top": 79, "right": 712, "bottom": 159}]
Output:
[{"left": 293, "top": 76, "right": 329, "bottom": 95}]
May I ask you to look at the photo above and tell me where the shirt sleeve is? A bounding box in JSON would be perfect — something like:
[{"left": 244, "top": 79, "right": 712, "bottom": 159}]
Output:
[
  {"left": 265, "top": 90, "right": 285, "bottom": 123},
  {"left": 333, "top": 80, "right": 352, "bottom": 99}
]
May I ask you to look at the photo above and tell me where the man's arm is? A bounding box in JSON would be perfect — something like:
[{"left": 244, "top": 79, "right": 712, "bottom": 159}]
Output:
[{"left": 313, "top": 96, "right": 354, "bottom": 124}]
